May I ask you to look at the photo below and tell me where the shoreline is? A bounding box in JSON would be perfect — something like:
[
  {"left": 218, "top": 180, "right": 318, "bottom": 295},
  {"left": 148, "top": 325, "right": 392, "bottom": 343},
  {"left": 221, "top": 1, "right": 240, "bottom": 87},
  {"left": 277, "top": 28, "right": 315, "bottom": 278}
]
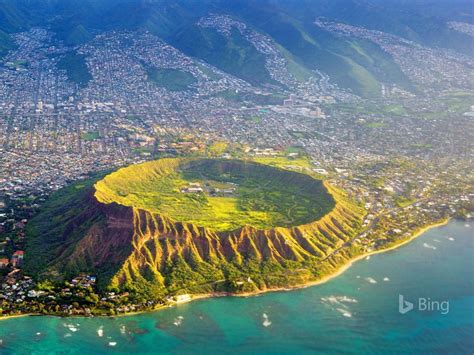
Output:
[
  {"left": 0, "top": 313, "right": 37, "bottom": 322},
  {"left": 0, "top": 218, "right": 450, "bottom": 321},
  {"left": 189, "top": 218, "right": 450, "bottom": 301}
]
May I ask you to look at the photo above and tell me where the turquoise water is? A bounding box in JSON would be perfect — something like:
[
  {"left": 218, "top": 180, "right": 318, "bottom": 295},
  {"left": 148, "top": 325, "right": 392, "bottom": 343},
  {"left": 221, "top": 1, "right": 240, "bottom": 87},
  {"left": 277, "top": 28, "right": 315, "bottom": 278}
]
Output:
[{"left": 0, "top": 220, "right": 473, "bottom": 354}]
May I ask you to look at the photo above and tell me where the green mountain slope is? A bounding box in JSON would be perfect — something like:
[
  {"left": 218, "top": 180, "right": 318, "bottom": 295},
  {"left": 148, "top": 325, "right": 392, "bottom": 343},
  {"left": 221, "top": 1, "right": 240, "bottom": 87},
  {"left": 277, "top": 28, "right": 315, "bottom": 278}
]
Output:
[
  {"left": 0, "top": 0, "right": 471, "bottom": 92},
  {"left": 219, "top": 6, "right": 414, "bottom": 96},
  {"left": 170, "top": 25, "right": 275, "bottom": 86},
  {"left": 0, "top": 29, "right": 14, "bottom": 58}
]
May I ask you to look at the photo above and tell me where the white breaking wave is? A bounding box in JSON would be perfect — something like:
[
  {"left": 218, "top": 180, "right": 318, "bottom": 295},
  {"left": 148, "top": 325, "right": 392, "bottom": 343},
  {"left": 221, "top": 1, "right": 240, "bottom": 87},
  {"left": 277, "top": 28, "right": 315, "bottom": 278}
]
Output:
[
  {"left": 338, "top": 296, "right": 358, "bottom": 303},
  {"left": 262, "top": 313, "right": 272, "bottom": 327},
  {"left": 64, "top": 324, "right": 79, "bottom": 332},
  {"left": 320, "top": 296, "right": 358, "bottom": 310},
  {"left": 336, "top": 308, "right": 352, "bottom": 317},
  {"left": 365, "top": 277, "right": 377, "bottom": 284},
  {"left": 321, "top": 296, "right": 340, "bottom": 305},
  {"left": 423, "top": 243, "right": 437, "bottom": 250},
  {"left": 173, "top": 316, "right": 184, "bottom": 327}
]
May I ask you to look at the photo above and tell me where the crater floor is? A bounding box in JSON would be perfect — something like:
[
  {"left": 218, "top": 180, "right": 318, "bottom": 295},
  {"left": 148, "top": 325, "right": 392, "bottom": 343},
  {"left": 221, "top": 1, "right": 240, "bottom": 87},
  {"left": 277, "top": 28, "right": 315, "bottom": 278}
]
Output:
[{"left": 94, "top": 158, "right": 335, "bottom": 232}]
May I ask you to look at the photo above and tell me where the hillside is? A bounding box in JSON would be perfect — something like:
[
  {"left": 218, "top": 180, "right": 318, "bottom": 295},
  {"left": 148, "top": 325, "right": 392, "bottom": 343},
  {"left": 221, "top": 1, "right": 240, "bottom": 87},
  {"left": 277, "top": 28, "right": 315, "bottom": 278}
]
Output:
[
  {"left": 170, "top": 25, "right": 275, "bottom": 87},
  {"left": 0, "top": 0, "right": 471, "bottom": 95},
  {"left": 25, "top": 158, "right": 365, "bottom": 297}
]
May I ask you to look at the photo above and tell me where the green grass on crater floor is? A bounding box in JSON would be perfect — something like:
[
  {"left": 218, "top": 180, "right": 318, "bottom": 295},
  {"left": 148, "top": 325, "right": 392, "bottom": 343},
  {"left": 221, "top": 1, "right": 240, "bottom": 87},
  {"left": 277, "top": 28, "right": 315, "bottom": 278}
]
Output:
[{"left": 94, "top": 158, "right": 335, "bottom": 232}]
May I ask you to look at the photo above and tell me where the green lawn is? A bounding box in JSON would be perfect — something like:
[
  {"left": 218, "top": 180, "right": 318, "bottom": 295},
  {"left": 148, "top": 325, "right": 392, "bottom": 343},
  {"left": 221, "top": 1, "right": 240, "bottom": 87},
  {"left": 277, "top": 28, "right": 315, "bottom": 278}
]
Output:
[
  {"left": 145, "top": 67, "right": 196, "bottom": 91},
  {"left": 81, "top": 131, "right": 100, "bottom": 141},
  {"left": 363, "top": 121, "right": 387, "bottom": 129}
]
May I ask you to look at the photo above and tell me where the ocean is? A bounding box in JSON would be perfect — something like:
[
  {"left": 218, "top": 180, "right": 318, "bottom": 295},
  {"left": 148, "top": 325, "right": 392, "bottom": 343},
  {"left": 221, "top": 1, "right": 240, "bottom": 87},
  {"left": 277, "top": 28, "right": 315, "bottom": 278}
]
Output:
[{"left": 0, "top": 220, "right": 472, "bottom": 354}]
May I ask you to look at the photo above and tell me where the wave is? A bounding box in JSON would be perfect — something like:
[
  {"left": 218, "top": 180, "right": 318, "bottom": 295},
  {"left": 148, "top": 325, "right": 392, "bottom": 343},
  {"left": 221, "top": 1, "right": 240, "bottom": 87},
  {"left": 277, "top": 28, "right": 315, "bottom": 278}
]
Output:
[
  {"left": 365, "top": 277, "right": 377, "bottom": 284},
  {"left": 338, "top": 296, "right": 357, "bottom": 303},
  {"left": 423, "top": 243, "right": 437, "bottom": 250},
  {"left": 262, "top": 313, "right": 272, "bottom": 327},
  {"left": 336, "top": 308, "right": 352, "bottom": 317},
  {"left": 321, "top": 295, "right": 358, "bottom": 309},
  {"left": 64, "top": 323, "right": 79, "bottom": 332},
  {"left": 173, "top": 316, "right": 184, "bottom": 327}
]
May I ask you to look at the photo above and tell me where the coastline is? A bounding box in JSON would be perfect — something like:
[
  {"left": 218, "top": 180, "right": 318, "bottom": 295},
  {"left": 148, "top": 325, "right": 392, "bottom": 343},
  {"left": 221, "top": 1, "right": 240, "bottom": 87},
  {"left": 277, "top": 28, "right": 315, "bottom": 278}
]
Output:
[
  {"left": 0, "top": 313, "right": 37, "bottom": 322},
  {"left": 188, "top": 218, "right": 450, "bottom": 301},
  {"left": 0, "top": 218, "right": 450, "bottom": 320}
]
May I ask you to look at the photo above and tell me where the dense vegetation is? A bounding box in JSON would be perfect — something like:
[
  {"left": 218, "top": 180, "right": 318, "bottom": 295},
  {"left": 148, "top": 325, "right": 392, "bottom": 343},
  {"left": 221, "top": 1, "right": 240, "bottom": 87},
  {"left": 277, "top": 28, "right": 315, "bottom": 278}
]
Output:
[
  {"left": 145, "top": 67, "right": 197, "bottom": 91},
  {"left": 24, "top": 172, "right": 108, "bottom": 278},
  {"left": 170, "top": 26, "right": 276, "bottom": 86},
  {"left": 57, "top": 51, "right": 92, "bottom": 87},
  {"left": 0, "top": 29, "right": 14, "bottom": 58}
]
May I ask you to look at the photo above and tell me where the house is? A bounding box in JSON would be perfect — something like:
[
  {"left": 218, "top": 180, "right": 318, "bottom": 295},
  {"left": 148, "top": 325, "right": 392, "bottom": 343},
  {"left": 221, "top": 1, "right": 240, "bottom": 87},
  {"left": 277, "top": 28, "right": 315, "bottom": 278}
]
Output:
[
  {"left": 181, "top": 182, "right": 204, "bottom": 193},
  {"left": 11, "top": 250, "right": 24, "bottom": 267},
  {"left": 0, "top": 257, "right": 9, "bottom": 268}
]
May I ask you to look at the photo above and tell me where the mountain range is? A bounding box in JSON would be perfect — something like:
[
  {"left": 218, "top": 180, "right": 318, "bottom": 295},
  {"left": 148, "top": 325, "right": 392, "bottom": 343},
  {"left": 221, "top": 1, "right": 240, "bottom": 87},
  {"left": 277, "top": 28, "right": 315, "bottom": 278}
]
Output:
[{"left": 0, "top": 0, "right": 472, "bottom": 96}]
